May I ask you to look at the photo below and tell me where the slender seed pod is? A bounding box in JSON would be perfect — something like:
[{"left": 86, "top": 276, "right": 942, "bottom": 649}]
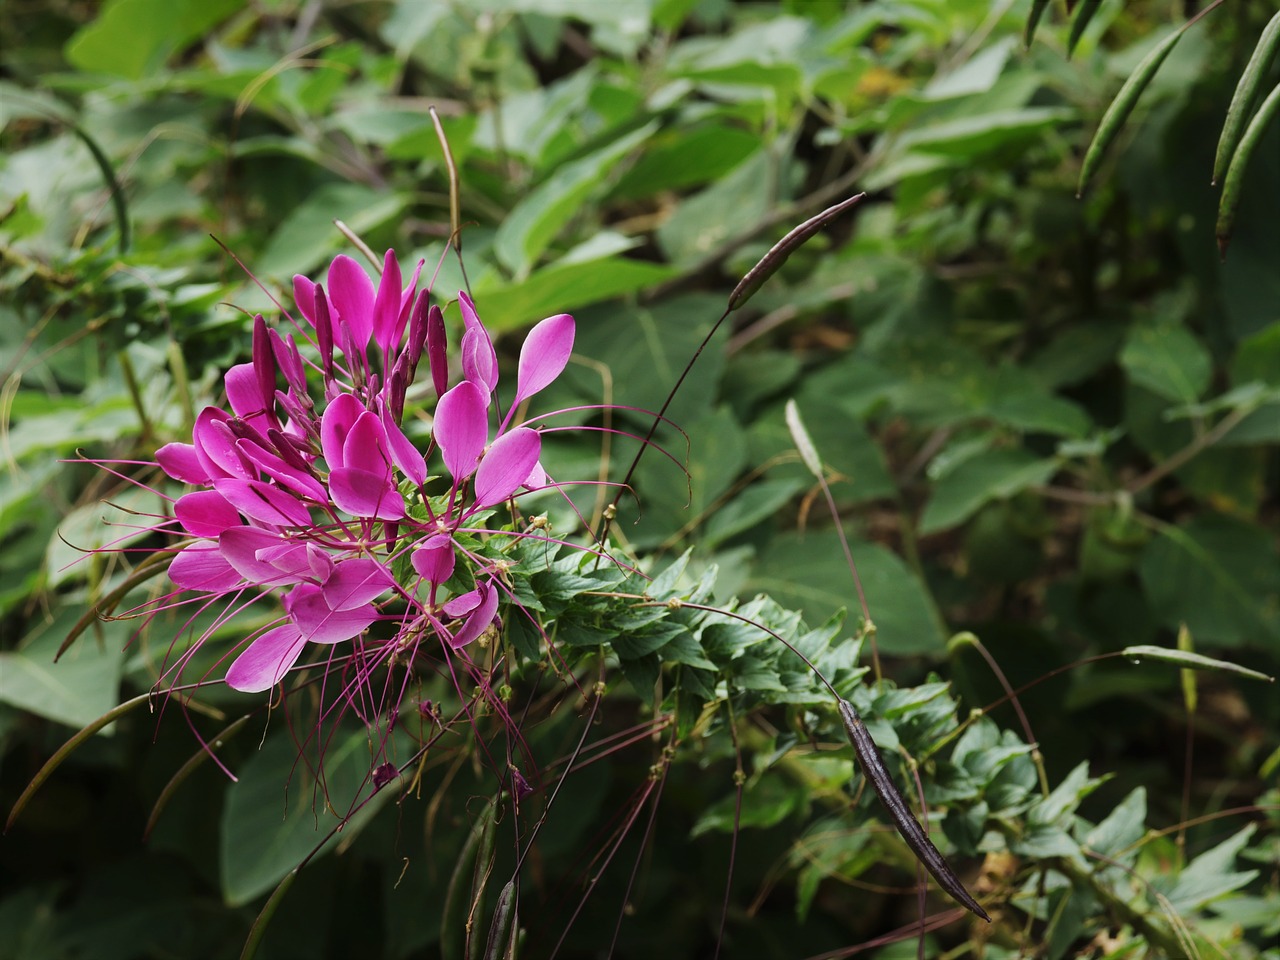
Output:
[
  {"left": 1212, "top": 10, "right": 1280, "bottom": 186},
  {"left": 1025, "top": 0, "right": 1051, "bottom": 48},
  {"left": 838, "top": 700, "right": 991, "bottom": 922},
  {"left": 1216, "top": 81, "right": 1280, "bottom": 258},
  {"left": 1066, "top": 0, "right": 1103, "bottom": 59},
  {"left": 727, "top": 193, "right": 865, "bottom": 312}
]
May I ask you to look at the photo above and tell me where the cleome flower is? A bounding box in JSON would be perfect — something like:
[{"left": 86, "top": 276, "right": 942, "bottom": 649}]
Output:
[{"left": 150, "top": 251, "right": 575, "bottom": 700}]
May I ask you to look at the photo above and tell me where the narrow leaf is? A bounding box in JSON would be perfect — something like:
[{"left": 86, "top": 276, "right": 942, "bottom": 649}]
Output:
[
  {"left": 1212, "top": 10, "right": 1280, "bottom": 185},
  {"left": 1216, "top": 81, "right": 1280, "bottom": 258},
  {"left": 1025, "top": 0, "right": 1051, "bottom": 48},
  {"left": 239, "top": 870, "right": 298, "bottom": 960},
  {"left": 1078, "top": 26, "right": 1193, "bottom": 197},
  {"left": 1122, "top": 644, "right": 1275, "bottom": 683},
  {"left": 1177, "top": 623, "right": 1197, "bottom": 715},
  {"left": 1066, "top": 0, "right": 1104, "bottom": 58},
  {"left": 784, "top": 399, "right": 823, "bottom": 478}
]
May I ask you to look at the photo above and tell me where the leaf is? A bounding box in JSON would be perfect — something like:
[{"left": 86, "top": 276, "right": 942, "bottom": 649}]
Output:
[
  {"left": 1162, "top": 825, "right": 1259, "bottom": 912},
  {"left": 471, "top": 254, "right": 675, "bottom": 334},
  {"left": 1078, "top": 25, "right": 1194, "bottom": 197},
  {"left": 703, "top": 478, "right": 805, "bottom": 549},
  {"left": 1122, "top": 645, "right": 1274, "bottom": 683},
  {"left": 493, "top": 121, "right": 658, "bottom": 277},
  {"left": 1066, "top": 0, "right": 1105, "bottom": 58},
  {"left": 657, "top": 148, "right": 776, "bottom": 264},
  {"left": 1138, "top": 515, "right": 1280, "bottom": 649},
  {"left": 1083, "top": 787, "right": 1146, "bottom": 861},
  {"left": 1212, "top": 11, "right": 1280, "bottom": 185},
  {"left": 219, "top": 729, "right": 384, "bottom": 905},
  {"left": 1119, "top": 323, "right": 1212, "bottom": 403},
  {"left": 1024, "top": 0, "right": 1051, "bottom": 48},
  {"left": 919, "top": 448, "right": 1057, "bottom": 535},
  {"left": 744, "top": 534, "right": 947, "bottom": 655},
  {"left": 65, "top": 0, "right": 246, "bottom": 79}
]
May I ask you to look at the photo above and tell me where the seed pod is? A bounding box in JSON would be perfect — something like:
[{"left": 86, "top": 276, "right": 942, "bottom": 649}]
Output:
[
  {"left": 1217, "top": 81, "right": 1280, "bottom": 258},
  {"left": 1213, "top": 10, "right": 1280, "bottom": 186}
]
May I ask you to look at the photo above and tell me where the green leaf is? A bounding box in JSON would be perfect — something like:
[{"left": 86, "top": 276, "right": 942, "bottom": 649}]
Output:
[
  {"left": 220, "top": 730, "right": 385, "bottom": 906},
  {"left": 704, "top": 478, "right": 805, "bottom": 549},
  {"left": 1083, "top": 787, "right": 1146, "bottom": 861},
  {"left": 744, "top": 534, "right": 947, "bottom": 655},
  {"left": 0, "top": 608, "right": 126, "bottom": 729},
  {"left": 471, "top": 254, "right": 675, "bottom": 334},
  {"left": 1162, "top": 825, "right": 1259, "bottom": 912},
  {"left": 1121, "top": 645, "right": 1274, "bottom": 683},
  {"left": 656, "top": 148, "right": 775, "bottom": 264},
  {"left": 1139, "top": 515, "right": 1280, "bottom": 649},
  {"left": 919, "top": 448, "right": 1057, "bottom": 535},
  {"left": 690, "top": 774, "right": 806, "bottom": 838},
  {"left": 65, "top": 0, "right": 246, "bottom": 79},
  {"left": 1120, "top": 324, "right": 1212, "bottom": 403},
  {"left": 493, "top": 121, "right": 658, "bottom": 277}
]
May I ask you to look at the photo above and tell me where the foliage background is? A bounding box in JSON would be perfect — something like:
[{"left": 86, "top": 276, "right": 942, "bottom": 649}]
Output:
[{"left": 1, "top": 0, "right": 1278, "bottom": 958}]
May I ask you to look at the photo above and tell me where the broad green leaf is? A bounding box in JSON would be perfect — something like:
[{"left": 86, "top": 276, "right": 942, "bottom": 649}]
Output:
[
  {"left": 744, "top": 534, "right": 946, "bottom": 655},
  {"left": 1161, "top": 825, "right": 1259, "bottom": 912},
  {"left": 923, "top": 38, "right": 1014, "bottom": 100},
  {"left": 704, "top": 478, "right": 805, "bottom": 549},
  {"left": 0, "top": 608, "right": 126, "bottom": 729},
  {"left": 494, "top": 121, "right": 658, "bottom": 277},
  {"left": 610, "top": 123, "right": 760, "bottom": 200},
  {"left": 1083, "top": 787, "right": 1147, "bottom": 861},
  {"left": 220, "top": 729, "right": 386, "bottom": 905},
  {"left": 691, "top": 774, "right": 806, "bottom": 838},
  {"left": 65, "top": 0, "right": 246, "bottom": 79},
  {"left": 471, "top": 253, "right": 674, "bottom": 333},
  {"left": 1139, "top": 515, "right": 1280, "bottom": 649},
  {"left": 894, "top": 108, "right": 1073, "bottom": 158},
  {"left": 919, "top": 448, "right": 1057, "bottom": 535},
  {"left": 1120, "top": 324, "right": 1212, "bottom": 403},
  {"left": 656, "top": 148, "right": 775, "bottom": 263}
]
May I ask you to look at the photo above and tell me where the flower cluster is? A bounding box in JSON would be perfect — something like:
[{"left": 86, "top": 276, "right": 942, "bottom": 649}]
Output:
[{"left": 153, "top": 250, "right": 573, "bottom": 696}]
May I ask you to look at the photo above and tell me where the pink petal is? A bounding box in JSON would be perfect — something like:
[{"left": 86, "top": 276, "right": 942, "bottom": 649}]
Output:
[
  {"left": 474, "top": 428, "right": 541, "bottom": 508},
  {"left": 395, "top": 259, "right": 425, "bottom": 352},
  {"left": 524, "top": 460, "right": 547, "bottom": 490},
  {"left": 289, "top": 584, "right": 377, "bottom": 644},
  {"left": 448, "top": 581, "right": 499, "bottom": 650},
  {"left": 220, "top": 527, "right": 330, "bottom": 585},
  {"left": 458, "top": 292, "right": 498, "bottom": 390},
  {"left": 214, "top": 478, "right": 311, "bottom": 527},
  {"left": 329, "top": 466, "right": 405, "bottom": 520},
  {"left": 372, "top": 249, "right": 402, "bottom": 356},
  {"left": 328, "top": 255, "right": 375, "bottom": 351},
  {"left": 342, "top": 411, "right": 392, "bottom": 475},
  {"left": 411, "top": 534, "right": 455, "bottom": 584},
  {"left": 324, "top": 558, "right": 394, "bottom": 610},
  {"left": 293, "top": 275, "right": 318, "bottom": 328},
  {"left": 380, "top": 402, "right": 426, "bottom": 487},
  {"left": 435, "top": 381, "right": 489, "bottom": 482},
  {"left": 225, "top": 363, "right": 265, "bottom": 420},
  {"left": 193, "top": 407, "right": 251, "bottom": 481},
  {"left": 443, "top": 587, "right": 481, "bottom": 618},
  {"left": 236, "top": 438, "right": 328, "bottom": 502},
  {"left": 174, "top": 490, "right": 241, "bottom": 537},
  {"left": 156, "top": 442, "right": 208, "bottom": 484},
  {"left": 514, "top": 313, "right": 574, "bottom": 407},
  {"left": 320, "top": 392, "right": 364, "bottom": 470},
  {"left": 169, "top": 543, "right": 241, "bottom": 592},
  {"left": 225, "top": 623, "right": 307, "bottom": 693},
  {"left": 426, "top": 304, "right": 448, "bottom": 397}
]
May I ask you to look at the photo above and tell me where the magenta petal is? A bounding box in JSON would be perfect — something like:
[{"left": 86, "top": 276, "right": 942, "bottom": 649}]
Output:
[
  {"left": 169, "top": 543, "right": 241, "bottom": 592},
  {"left": 435, "top": 381, "right": 489, "bottom": 482},
  {"left": 324, "top": 558, "right": 394, "bottom": 610},
  {"left": 411, "top": 534, "right": 455, "bottom": 584},
  {"left": 448, "top": 582, "right": 499, "bottom": 650},
  {"left": 175, "top": 490, "right": 241, "bottom": 537},
  {"left": 320, "top": 392, "right": 364, "bottom": 470},
  {"left": 474, "top": 428, "right": 541, "bottom": 508},
  {"left": 225, "top": 363, "right": 264, "bottom": 419},
  {"left": 461, "top": 327, "right": 498, "bottom": 393},
  {"left": 220, "top": 527, "right": 330, "bottom": 585},
  {"left": 343, "top": 411, "right": 391, "bottom": 473},
  {"left": 193, "top": 407, "right": 251, "bottom": 481},
  {"left": 236, "top": 439, "right": 328, "bottom": 502},
  {"left": 380, "top": 403, "right": 426, "bottom": 486},
  {"left": 226, "top": 623, "right": 307, "bottom": 693},
  {"left": 426, "top": 304, "right": 448, "bottom": 397},
  {"left": 214, "top": 478, "right": 311, "bottom": 527},
  {"left": 514, "top": 313, "right": 574, "bottom": 406},
  {"left": 328, "top": 255, "right": 375, "bottom": 350},
  {"left": 372, "top": 249, "right": 402, "bottom": 356},
  {"left": 156, "top": 442, "right": 208, "bottom": 484},
  {"left": 289, "top": 587, "right": 377, "bottom": 644},
  {"left": 329, "top": 466, "right": 405, "bottom": 519},
  {"left": 293, "top": 275, "right": 318, "bottom": 328},
  {"left": 524, "top": 459, "right": 547, "bottom": 490}
]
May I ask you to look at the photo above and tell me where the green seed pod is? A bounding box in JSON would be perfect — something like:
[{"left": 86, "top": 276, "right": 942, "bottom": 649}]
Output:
[{"left": 1213, "top": 10, "right": 1280, "bottom": 186}]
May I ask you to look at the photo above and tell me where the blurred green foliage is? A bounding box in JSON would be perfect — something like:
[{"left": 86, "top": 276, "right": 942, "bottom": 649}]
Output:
[{"left": 2, "top": 1, "right": 1278, "bottom": 958}]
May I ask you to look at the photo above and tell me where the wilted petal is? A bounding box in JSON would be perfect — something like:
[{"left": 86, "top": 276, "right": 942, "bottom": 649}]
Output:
[
  {"left": 514, "top": 313, "right": 574, "bottom": 407},
  {"left": 325, "top": 557, "right": 395, "bottom": 610},
  {"left": 214, "top": 478, "right": 311, "bottom": 527},
  {"left": 474, "top": 428, "right": 541, "bottom": 508},
  {"left": 448, "top": 581, "right": 499, "bottom": 650},
  {"left": 289, "top": 584, "right": 378, "bottom": 644},
  {"left": 329, "top": 466, "right": 405, "bottom": 520},
  {"left": 169, "top": 543, "right": 241, "bottom": 592},
  {"left": 156, "top": 442, "right": 208, "bottom": 484},
  {"left": 328, "top": 255, "right": 375, "bottom": 350},
  {"left": 371, "top": 249, "right": 402, "bottom": 356},
  {"left": 411, "top": 534, "right": 455, "bottom": 584},
  {"left": 435, "top": 381, "right": 489, "bottom": 482},
  {"left": 320, "top": 391, "right": 364, "bottom": 470},
  {"left": 175, "top": 490, "right": 241, "bottom": 537},
  {"left": 225, "top": 623, "right": 307, "bottom": 693}
]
